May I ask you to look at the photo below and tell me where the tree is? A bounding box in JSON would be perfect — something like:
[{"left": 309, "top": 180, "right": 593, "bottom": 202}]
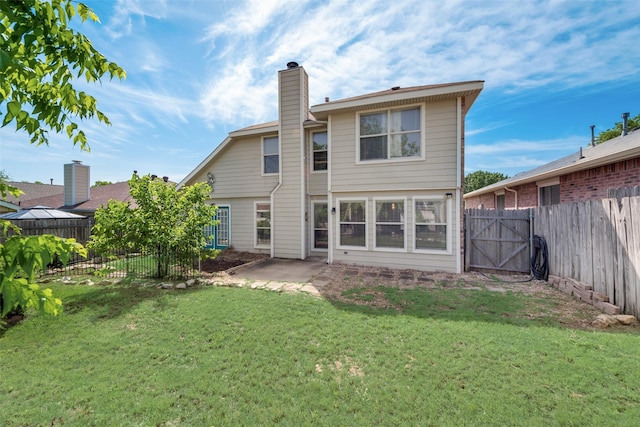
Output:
[
  {"left": 92, "top": 180, "right": 112, "bottom": 187},
  {"left": 1, "top": 1, "right": 124, "bottom": 319},
  {"left": 464, "top": 170, "right": 509, "bottom": 193},
  {"left": 0, "top": 0, "right": 126, "bottom": 150},
  {"left": 595, "top": 113, "right": 640, "bottom": 144},
  {"left": 1, "top": 234, "right": 86, "bottom": 318},
  {"left": 88, "top": 174, "right": 218, "bottom": 279}
]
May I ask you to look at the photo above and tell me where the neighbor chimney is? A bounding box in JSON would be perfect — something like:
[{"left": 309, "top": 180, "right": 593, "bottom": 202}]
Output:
[
  {"left": 590, "top": 125, "right": 595, "bottom": 147},
  {"left": 64, "top": 161, "right": 90, "bottom": 206},
  {"left": 622, "top": 112, "right": 630, "bottom": 136}
]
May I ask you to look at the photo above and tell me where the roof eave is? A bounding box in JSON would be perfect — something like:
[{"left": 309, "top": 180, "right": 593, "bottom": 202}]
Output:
[
  {"left": 464, "top": 145, "right": 640, "bottom": 198},
  {"left": 310, "top": 81, "right": 484, "bottom": 120}
]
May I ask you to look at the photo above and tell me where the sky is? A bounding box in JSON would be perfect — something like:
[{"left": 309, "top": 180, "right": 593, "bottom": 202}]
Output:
[{"left": 1, "top": 0, "right": 639, "bottom": 185}]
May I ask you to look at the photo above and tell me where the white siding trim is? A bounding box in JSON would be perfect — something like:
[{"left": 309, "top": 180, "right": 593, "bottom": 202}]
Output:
[
  {"left": 299, "top": 74, "right": 306, "bottom": 260},
  {"left": 456, "top": 97, "right": 462, "bottom": 273},
  {"left": 254, "top": 200, "right": 271, "bottom": 250},
  {"left": 456, "top": 97, "right": 462, "bottom": 189},
  {"left": 310, "top": 130, "right": 328, "bottom": 174},
  {"left": 336, "top": 197, "right": 369, "bottom": 251},
  {"left": 355, "top": 103, "right": 426, "bottom": 165},
  {"left": 373, "top": 196, "right": 408, "bottom": 253},
  {"left": 178, "top": 136, "right": 232, "bottom": 189},
  {"left": 536, "top": 177, "right": 560, "bottom": 187},
  {"left": 311, "top": 200, "right": 329, "bottom": 252},
  {"left": 327, "top": 117, "right": 334, "bottom": 263},
  {"left": 412, "top": 195, "right": 453, "bottom": 255},
  {"left": 261, "top": 135, "right": 280, "bottom": 176}
]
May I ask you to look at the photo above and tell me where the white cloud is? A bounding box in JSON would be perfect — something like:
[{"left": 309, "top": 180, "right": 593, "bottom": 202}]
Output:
[
  {"left": 194, "top": 0, "right": 639, "bottom": 129},
  {"left": 106, "top": 0, "right": 169, "bottom": 39}
]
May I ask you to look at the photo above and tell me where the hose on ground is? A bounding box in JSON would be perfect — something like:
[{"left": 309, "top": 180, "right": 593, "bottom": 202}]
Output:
[{"left": 531, "top": 235, "right": 549, "bottom": 281}]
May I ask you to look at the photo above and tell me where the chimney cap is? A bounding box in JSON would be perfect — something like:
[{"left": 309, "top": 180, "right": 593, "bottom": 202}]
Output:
[
  {"left": 72, "top": 160, "right": 82, "bottom": 164},
  {"left": 286, "top": 61, "right": 299, "bottom": 69}
]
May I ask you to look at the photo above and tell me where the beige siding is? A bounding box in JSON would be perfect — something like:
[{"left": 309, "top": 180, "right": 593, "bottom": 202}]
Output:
[
  {"left": 331, "top": 190, "right": 459, "bottom": 273},
  {"left": 273, "top": 66, "right": 307, "bottom": 259},
  {"left": 190, "top": 136, "right": 278, "bottom": 199},
  {"left": 212, "top": 198, "right": 269, "bottom": 254},
  {"left": 308, "top": 126, "right": 328, "bottom": 195},
  {"left": 330, "top": 100, "right": 458, "bottom": 192},
  {"left": 64, "top": 162, "right": 90, "bottom": 206}
]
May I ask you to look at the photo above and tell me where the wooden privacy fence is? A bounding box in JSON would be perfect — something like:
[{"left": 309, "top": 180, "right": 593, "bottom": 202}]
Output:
[
  {"left": 465, "top": 208, "right": 533, "bottom": 273},
  {"left": 2, "top": 218, "right": 93, "bottom": 244},
  {"left": 535, "top": 196, "right": 640, "bottom": 318}
]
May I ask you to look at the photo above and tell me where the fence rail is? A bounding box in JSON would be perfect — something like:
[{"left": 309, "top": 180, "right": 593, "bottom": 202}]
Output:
[
  {"left": 465, "top": 208, "right": 532, "bottom": 273},
  {"left": 535, "top": 196, "right": 640, "bottom": 317},
  {"left": 3, "top": 219, "right": 198, "bottom": 279}
]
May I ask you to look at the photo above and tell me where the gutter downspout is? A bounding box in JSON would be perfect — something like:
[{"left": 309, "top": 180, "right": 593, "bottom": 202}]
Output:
[
  {"left": 455, "top": 97, "right": 462, "bottom": 273},
  {"left": 327, "top": 116, "right": 334, "bottom": 265},
  {"left": 270, "top": 180, "right": 282, "bottom": 259},
  {"left": 504, "top": 186, "right": 518, "bottom": 209}
]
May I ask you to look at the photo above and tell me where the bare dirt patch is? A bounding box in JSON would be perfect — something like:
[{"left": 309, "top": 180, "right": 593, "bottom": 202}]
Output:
[
  {"left": 197, "top": 251, "right": 635, "bottom": 332},
  {"left": 200, "top": 250, "right": 268, "bottom": 274}
]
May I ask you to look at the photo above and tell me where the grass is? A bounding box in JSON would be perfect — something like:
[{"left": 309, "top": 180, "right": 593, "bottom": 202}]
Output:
[{"left": 1, "top": 280, "right": 640, "bottom": 426}]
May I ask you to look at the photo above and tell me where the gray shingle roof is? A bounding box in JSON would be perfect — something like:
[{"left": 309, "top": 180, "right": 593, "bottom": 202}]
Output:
[{"left": 464, "top": 128, "right": 640, "bottom": 198}]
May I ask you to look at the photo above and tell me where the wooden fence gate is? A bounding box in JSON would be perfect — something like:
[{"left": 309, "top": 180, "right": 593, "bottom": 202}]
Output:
[{"left": 465, "top": 208, "right": 533, "bottom": 273}]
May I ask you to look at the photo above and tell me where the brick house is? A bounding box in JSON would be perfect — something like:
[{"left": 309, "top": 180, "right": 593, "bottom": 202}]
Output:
[{"left": 464, "top": 124, "right": 640, "bottom": 209}]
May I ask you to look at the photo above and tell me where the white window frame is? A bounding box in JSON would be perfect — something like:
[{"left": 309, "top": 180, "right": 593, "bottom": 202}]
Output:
[
  {"left": 215, "top": 205, "right": 231, "bottom": 248},
  {"left": 373, "top": 197, "right": 407, "bottom": 252},
  {"left": 311, "top": 200, "right": 329, "bottom": 251},
  {"left": 537, "top": 178, "right": 560, "bottom": 207},
  {"left": 262, "top": 136, "right": 279, "bottom": 175},
  {"left": 412, "top": 196, "right": 452, "bottom": 254},
  {"left": 311, "top": 131, "right": 328, "bottom": 173},
  {"left": 336, "top": 197, "right": 368, "bottom": 250},
  {"left": 254, "top": 201, "right": 271, "bottom": 249},
  {"left": 356, "top": 104, "right": 425, "bottom": 164}
]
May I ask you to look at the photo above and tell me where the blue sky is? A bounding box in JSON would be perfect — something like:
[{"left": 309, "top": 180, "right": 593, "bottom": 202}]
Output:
[{"left": 1, "top": 0, "right": 639, "bottom": 185}]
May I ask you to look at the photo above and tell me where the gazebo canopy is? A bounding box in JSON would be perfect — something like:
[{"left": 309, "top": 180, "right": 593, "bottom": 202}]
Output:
[{"left": 0, "top": 206, "right": 86, "bottom": 220}]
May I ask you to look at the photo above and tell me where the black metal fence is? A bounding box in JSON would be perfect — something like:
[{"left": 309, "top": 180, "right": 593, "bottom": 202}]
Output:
[
  {"left": 45, "top": 248, "right": 200, "bottom": 280},
  {"left": 3, "top": 219, "right": 199, "bottom": 280}
]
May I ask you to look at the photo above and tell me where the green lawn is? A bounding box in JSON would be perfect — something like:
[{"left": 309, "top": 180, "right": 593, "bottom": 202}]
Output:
[{"left": 1, "top": 280, "right": 639, "bottom": 426}]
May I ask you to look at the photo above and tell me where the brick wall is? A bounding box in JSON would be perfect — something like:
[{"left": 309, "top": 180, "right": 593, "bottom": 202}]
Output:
[
  {"left": 464, "top": 156, "right": 640, "bottom": 209},
  {"left": 561, "top": 157, "right": 640, "bottom": 203}
]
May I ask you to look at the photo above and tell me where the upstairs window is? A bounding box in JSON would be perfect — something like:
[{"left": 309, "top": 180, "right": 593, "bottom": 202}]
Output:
[
  {"left": 263, "top": 136, "right": 279, "bottom": 174},
  {"left": 359, "top": 107, "right": 422, "bottom": 161},
  {"left": 312, "top": 131, "right": 328, "bottom": 171}
]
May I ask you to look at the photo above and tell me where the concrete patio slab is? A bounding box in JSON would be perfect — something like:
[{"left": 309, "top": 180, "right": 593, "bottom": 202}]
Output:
[{"left": 231, "top": 257, "right": 331, "bottom": 284}]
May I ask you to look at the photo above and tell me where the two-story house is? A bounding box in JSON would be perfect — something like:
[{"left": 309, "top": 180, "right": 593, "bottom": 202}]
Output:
[{"left": 179, "top": 63, "right": 483, "bottom": 273}]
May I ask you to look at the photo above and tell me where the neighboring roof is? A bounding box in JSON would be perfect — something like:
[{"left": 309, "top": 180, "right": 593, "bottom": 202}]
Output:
[
  {"left": 20, "top": 181, "right": 132, "bottom": 213},
  {"left": 0, "top": 206, "right": 87, "bottom": 220},
  {"left": 4, "top": 182, "right": 64, "bottom": 205},
  {"left": 464, "top": 128, "right": 640, "bottom": 198},
  {"left": 310, "top": 80, "right": 484, "bottom": 120}
]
